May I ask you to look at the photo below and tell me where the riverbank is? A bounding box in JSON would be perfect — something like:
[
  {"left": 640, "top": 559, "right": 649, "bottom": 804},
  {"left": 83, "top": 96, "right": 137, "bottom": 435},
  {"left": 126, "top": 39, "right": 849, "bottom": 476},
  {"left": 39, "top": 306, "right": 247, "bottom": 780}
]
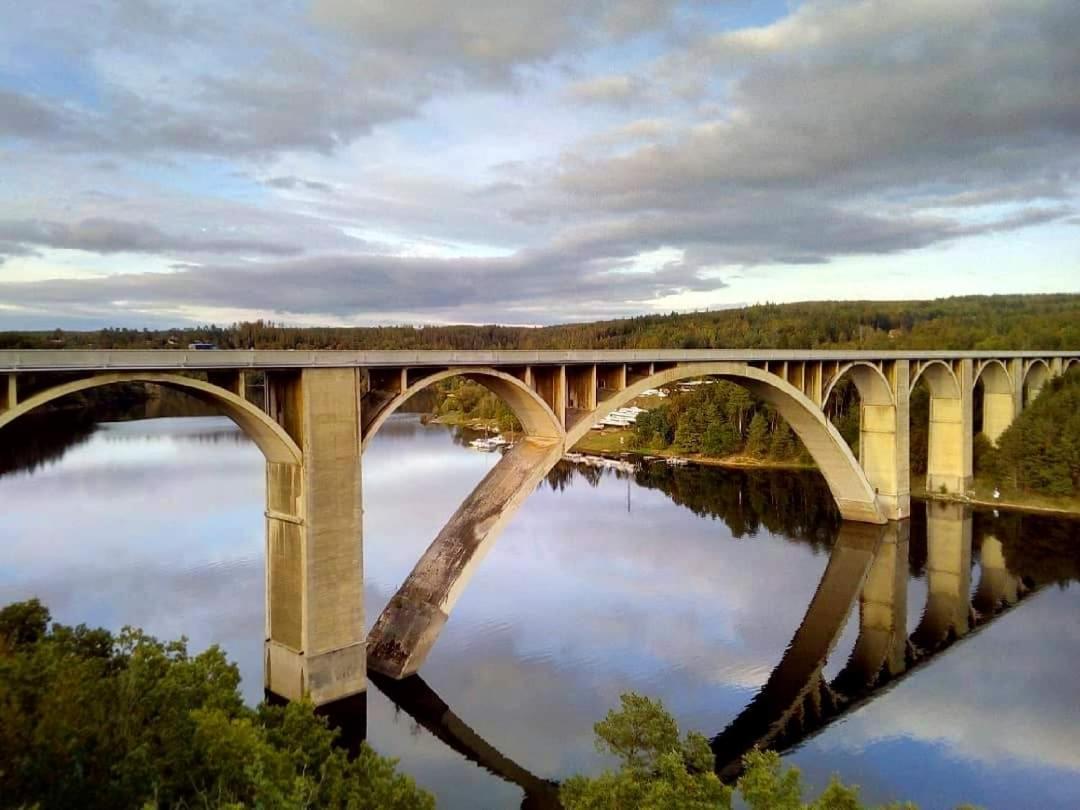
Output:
[
  {"left": 570, "top": 428, "right": 814, "bottom": 472},
  {"left": 911, "top": 480, "right": 1080, "bottom": 518}
]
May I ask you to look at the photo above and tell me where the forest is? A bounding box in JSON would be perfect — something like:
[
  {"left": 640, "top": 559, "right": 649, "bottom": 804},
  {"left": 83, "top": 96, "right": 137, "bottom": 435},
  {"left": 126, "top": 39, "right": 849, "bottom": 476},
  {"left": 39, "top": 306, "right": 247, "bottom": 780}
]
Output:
[{"left": 2, "top": 293, "right": 1078, "bottom": 351}]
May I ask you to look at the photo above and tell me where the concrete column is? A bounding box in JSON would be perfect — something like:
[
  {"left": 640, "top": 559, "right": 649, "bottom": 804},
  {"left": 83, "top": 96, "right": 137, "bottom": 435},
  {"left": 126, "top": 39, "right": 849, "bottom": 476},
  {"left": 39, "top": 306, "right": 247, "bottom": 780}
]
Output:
[
  {"left": 913, "top": 502, "right": 972, "bottom": 648},
  {"left": 859, "top": 361, "right": 909, "bottom": 521},
  {"left": 978, "top": 362, "right": 1015, "bottom": 445},
  {"left": 925, "top": 364, "right": 971, "bottom": 494},
  {"left": 566, "top": 364, "right": 597, "bottom": 410},
  {"left": 1, "top": 373, "right": 15, "bottom": 412},
  {"left": 265, "top": 368, "right": 364, "bottom": 706}
]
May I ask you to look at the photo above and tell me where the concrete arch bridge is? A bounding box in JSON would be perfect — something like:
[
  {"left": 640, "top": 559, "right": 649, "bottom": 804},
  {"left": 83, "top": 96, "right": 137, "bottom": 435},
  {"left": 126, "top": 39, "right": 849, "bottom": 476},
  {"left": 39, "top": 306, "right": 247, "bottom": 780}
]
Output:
[{"left": 0, "top": 349, "right": 1075, "bottom": 705}]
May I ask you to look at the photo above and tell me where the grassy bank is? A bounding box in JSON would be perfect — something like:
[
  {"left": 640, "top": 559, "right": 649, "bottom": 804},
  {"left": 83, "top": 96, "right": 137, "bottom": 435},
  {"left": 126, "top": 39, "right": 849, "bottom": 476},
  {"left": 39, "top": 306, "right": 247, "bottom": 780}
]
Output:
[{"left": 912, "top": 478, "right": 1080, "bottom": 517}]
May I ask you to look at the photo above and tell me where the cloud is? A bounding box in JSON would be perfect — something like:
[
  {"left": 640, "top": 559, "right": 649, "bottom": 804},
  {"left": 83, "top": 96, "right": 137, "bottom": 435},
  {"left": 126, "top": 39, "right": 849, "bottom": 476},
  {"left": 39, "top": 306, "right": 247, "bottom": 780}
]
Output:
[
  {"left": 566, "top": 75, "right": 648, "bottom": 106},
  {"left": 0, "top": 89, "right": 67, "bottom": 138},
  {"left": 1, "top": 0, "right": 1078, "bottom": 327},
  {"left": 0, "top": 218, "right": 303, "bottom": 257}
]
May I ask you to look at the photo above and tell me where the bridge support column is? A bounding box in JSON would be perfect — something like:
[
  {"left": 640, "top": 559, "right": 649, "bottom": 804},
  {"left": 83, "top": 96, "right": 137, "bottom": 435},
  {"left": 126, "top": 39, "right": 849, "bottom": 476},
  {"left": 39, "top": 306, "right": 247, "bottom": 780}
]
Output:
[
  {"left": 1, "top": 373, "right": 15, "bottom": 413},
  {"left": 926, "top": 360, "right": 973, "bottom": 495},
  {"left": 859, "top": 361, "right": 910, "bottom": 521},
  {"left": 264, "top": 368, "right": 364, "bottom": 706}
]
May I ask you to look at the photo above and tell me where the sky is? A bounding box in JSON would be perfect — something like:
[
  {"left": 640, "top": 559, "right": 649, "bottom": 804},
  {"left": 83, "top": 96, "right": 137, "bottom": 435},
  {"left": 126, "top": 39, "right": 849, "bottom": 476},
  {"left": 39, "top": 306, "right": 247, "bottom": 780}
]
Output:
[{"left": 1, "top": 0, "right": 1079, "bottom": 329}]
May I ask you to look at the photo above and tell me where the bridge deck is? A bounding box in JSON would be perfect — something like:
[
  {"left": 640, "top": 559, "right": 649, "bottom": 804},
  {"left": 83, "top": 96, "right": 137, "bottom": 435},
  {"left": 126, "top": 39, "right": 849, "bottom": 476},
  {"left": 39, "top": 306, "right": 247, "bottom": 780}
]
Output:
[{"left": 1, "top": 348, "right": 1075, "bottom": 372}]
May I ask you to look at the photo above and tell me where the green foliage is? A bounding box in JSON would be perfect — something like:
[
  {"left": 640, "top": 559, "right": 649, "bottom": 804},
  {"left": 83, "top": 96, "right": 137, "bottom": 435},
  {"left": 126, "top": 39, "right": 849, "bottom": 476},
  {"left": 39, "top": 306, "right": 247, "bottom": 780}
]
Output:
[
  {"left": 0, "top": 600, "right": 433, "bottom": 810},
  {"left": 746, "top": 412, "right": 770, "bottom": 458},
  {"left": 991, "top": 368, "right": 1080, "bottom": 495},
  {"left": 429, "top": 377, "right": 522, "bottom": 431},
  {"left": 4, "top": 294, "right": 1077, "bottom": 351},
  {"left": 560, "top": 693, "right": 733, "bottom": 810},
  {"left": 630, "top": 381, "right": 811, "bottom": 464},
  {"left": 562, "top": 692, "right": 970, "bottom": 810}
]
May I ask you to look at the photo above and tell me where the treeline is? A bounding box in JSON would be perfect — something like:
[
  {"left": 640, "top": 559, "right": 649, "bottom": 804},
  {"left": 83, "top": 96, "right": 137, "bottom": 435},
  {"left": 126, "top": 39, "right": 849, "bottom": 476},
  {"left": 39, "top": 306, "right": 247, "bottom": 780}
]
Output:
[
  {"left": 0, "top": 600, "right": 433, "bottom": 810},
  {"left": 631, "top": 381, "right": 809, "bottom": 463},
  {"left": 2, "top": 294, "right": 1078, "bottom": 350},
  {"left": 983, "top": 368, "right": 1080, "bottom": 496}
]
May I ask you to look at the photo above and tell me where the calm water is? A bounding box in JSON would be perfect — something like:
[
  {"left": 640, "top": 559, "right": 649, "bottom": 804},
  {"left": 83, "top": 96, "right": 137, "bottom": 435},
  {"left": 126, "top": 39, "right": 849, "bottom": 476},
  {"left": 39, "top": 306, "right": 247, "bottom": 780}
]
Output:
[{"left": 2, "top": 413, "right": 1079, "bottom": 809}]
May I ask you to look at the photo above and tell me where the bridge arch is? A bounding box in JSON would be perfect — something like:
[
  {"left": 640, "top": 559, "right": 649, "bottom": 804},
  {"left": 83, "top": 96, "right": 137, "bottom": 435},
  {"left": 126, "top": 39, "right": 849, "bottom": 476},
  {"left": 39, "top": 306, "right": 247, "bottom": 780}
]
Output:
[
  {"left": 0, "top": 372, "right": 301, "bottom": 464},
  {"left": 368, "top": 361, "right": 888, "bottom": 680},
  {"left": 911, "top": 360, "right": 961, "bottom": 398},
  {"left": 910, "top": 361, "right": 968, "bottom": 494},
  {"left": 1022, "top": 359, "right": 1051, "bottom": 406},
  {"left": 973, "top": 360, "right": 1015, "bottom": 444},
  {"left": 822, "top": 361, "right": 896, "bottom": 409},
  {"left": 361, "top": 367, "right": 563, "bottom": 452},
  {"left": 567, "top": 363, "right": 887, "bottom": 523}
]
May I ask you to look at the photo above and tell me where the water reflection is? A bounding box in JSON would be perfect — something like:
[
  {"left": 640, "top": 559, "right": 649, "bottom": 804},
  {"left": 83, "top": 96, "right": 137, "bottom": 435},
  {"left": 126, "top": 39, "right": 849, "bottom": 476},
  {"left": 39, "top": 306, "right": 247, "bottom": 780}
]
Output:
[{"left": 2, "top": 414, "right": 1079, "bottom": 809}]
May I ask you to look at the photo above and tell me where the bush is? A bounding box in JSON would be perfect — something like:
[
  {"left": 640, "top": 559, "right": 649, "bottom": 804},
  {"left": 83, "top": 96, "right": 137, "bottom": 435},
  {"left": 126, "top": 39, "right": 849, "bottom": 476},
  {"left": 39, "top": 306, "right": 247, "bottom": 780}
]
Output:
[
  {"left": 0, "top": 600, "right": 433, "bottom": 810},
  {"left": 562, "top": 691, "right": 967, "bottom": 810}
]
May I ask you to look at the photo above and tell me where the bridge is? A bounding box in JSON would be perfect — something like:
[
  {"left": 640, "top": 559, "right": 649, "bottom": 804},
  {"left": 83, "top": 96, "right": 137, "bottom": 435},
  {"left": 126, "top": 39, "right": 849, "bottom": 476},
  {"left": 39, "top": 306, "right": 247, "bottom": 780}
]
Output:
[{"left": 0, "top": 348, "right": 1075, "bottom": 706}]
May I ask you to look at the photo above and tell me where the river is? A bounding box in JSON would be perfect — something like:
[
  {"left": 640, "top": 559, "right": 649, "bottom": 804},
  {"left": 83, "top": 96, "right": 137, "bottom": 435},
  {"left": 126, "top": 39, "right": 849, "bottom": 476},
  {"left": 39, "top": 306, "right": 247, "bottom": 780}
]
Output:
[{"left": 1, "top": 412, "right": 1078, "bottom": 809}]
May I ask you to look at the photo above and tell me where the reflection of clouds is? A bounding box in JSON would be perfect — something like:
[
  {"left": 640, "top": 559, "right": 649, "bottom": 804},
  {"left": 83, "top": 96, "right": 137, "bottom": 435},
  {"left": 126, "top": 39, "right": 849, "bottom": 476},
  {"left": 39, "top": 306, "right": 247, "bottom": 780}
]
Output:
[
  {"left": 806, "top": 586, "right": 1080, "bottom": 773},
  {"left": 5, "top": 413, "right": 1080, "bottom": 809}
]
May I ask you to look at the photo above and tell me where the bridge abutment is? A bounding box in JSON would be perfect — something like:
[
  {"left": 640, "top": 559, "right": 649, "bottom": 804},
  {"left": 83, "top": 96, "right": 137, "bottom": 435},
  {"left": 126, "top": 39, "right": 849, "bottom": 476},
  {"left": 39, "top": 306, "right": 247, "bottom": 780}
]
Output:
[{"left": 264, "top": 368, "right": 365, "bottom": 706}]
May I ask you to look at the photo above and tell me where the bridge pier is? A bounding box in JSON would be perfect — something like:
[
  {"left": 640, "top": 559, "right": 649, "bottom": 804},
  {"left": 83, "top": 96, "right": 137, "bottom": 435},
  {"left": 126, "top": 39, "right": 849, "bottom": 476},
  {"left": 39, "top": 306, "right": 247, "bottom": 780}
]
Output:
[
  {"left": 856, "top": 360, "right": 910, "bottom": 521},
  {"left": 924, "top": 359, "right": 973, "bottom": 495},
  {"left": 264, "top": 368, "right": 365, "bottom": 706}
]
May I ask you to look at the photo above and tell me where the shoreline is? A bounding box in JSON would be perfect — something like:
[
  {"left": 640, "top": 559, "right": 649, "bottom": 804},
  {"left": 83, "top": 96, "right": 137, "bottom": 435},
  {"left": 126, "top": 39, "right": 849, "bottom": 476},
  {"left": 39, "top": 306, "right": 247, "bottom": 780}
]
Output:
[
  {"left": 911, "top": 487, "right": 1080, "bottom": 519},
  {"left": 427, "top": 413, "right": 1080, "bottom": 517}
]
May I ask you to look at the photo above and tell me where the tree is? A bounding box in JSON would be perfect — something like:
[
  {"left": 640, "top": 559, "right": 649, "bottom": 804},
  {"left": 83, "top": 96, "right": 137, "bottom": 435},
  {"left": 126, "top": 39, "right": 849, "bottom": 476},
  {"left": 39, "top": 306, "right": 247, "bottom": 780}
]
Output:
[
  {"left": 0, "top": 600, "right": 434, "bottom": 810},
  {"left": 561, "top": 692, "right": 963, "bottom": 810},
  {"left": 746, "top": 412, "right": 770, "bottom": 458}
]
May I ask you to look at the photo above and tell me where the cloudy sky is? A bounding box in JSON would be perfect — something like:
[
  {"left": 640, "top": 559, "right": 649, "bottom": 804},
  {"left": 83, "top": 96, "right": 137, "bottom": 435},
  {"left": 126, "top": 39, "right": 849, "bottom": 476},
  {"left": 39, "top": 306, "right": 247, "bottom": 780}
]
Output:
[{"left": 2, "top": 0, "right": 1079, "bottom": 329}]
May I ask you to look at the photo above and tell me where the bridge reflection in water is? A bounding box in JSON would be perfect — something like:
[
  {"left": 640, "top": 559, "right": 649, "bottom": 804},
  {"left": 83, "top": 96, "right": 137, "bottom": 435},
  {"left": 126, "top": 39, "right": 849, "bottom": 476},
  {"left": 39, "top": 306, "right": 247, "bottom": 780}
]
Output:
[{"left": 324, "top": 499, "right": 1061, "bottom": 807}]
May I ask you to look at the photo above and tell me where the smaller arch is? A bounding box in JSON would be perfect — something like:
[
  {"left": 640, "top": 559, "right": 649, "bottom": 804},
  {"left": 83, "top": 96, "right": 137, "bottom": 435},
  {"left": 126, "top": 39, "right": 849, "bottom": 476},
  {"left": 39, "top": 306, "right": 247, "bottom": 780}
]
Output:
[
  {"left": 1022, "top": 359, "right": 1051, "bottom": 406},
  {"left": 0, "top": 372, "right": 301, "bottom": 465},
  {"left": 361, "top": 367, "right": 564, "bottom": 452},
  {"left": 973, "top": 359, "right": 1013, "bottom": 394},
  {"left": 822, "top": 361, "right": 895, "bottom": 408},
  {"left": 911, "top": 360, "right": 961, "bottom": 399}
]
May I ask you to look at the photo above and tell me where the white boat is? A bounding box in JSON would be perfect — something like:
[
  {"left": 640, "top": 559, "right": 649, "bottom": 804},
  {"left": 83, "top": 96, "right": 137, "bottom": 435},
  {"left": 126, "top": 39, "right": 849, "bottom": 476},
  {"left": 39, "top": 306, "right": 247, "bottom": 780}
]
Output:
[{"left": 665, "top": 456, "right": 690, "bottom": 467}]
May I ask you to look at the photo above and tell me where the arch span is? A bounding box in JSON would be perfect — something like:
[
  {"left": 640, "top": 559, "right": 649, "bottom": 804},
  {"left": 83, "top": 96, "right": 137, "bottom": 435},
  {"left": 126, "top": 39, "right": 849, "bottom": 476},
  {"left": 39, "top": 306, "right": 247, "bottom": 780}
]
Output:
[
  {"left": 822, "top": 361, "right": 895, "bottom": 409},
  {"left": 911, "top": 360, "right": 961, "bottom": 398},
  {"left": 368, "top": 361, "right": 889, "bottom": 681},
  {"left": 361, "top": 367, "right": 563, "bottom": 452},
  {"left": 0, "top": 372, "right": 301, "bottom": 464},
  {"left": 1022, "top": 359, "right": 1051, "bottom": 406},
  {"left": 973, "top": 360, "right": 1015, "bottom": 444},
  {"left": 568, "top": 362, "right": 889, "bottom": 524}
]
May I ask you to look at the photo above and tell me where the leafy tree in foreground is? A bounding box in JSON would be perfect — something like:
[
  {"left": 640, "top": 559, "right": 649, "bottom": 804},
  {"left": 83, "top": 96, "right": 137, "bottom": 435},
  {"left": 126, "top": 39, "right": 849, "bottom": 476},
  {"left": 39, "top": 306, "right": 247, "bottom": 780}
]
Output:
[
  {"left": 0, "top": 599, "right": 433, "bottom": 810},
  {"left": 561, "top": 692, "right": 976, "bottom": 810}
]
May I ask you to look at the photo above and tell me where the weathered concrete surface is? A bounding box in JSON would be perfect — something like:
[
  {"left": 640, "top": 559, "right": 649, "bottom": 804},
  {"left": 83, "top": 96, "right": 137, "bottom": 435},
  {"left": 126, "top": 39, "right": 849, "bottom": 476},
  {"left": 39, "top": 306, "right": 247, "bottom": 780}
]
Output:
[
  {"left": 367, "top": 437, "right": 563, "bottom": 679},
  {"left": 914, "top": 359, "right": 973, "bottom": 495},
  {"left": 264, "top": 368, "right": 365, "bottom": 705},
  {"left": 976, "top": 360, "right": 1016, "bottom": 445}
]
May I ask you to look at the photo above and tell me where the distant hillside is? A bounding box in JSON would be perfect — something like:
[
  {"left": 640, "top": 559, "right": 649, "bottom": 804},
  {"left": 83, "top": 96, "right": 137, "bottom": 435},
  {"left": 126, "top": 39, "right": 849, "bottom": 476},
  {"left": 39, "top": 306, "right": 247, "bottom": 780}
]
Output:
[{"left": 2, "top": 294, "right": 1078, "bottom": 351}]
